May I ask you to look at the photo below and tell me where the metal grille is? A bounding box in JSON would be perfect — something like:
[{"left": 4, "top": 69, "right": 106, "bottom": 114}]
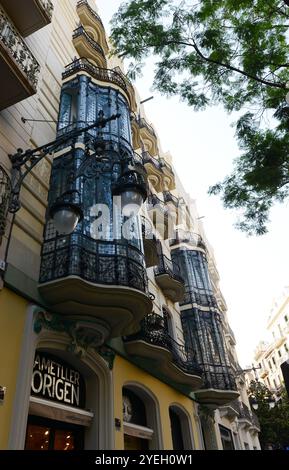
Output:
[
  {"left": 40, "top": 233, "right": 148, "bottom": 293},
  {"left": 154, "top": 254, "right": 184, "bottom": 285},
  {"left": 124, "top": 312, "right": 202, "bottom": 376},
  {"left": 0, "top": 165, "right": 11, "bottom": 239},
  {"left": 181, "top": 308, "right": 237, "bottom": 392},
  {"left": 73, "top": 26, "right": 105, "bottom": 58}
]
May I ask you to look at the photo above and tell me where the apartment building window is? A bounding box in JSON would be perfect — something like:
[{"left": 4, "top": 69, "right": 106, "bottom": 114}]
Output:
[
  {"left": 219, "top": 425, "right": 235, "bottom": 450},
  {"left": 285, "top": 315, "right": 288, "bottom": 323},
  {"left": 285, "top": 344, "right": 288, "bottom": 353},
  {"left": 269, "top": 360, "right": 272, "bottom": 369},
  {"left": 278, "top": 350, "right": 282, "bottom": 358},
  {"left": 272, "top": 357, "right": 276, "bottom": 366}
]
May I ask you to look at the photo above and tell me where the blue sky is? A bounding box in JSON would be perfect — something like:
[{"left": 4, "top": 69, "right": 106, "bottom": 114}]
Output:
[{"left": 96, "top": 0, "right": 289, "bottom": 366}]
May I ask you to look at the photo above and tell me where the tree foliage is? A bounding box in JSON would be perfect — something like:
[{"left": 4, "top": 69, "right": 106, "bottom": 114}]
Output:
[
  {"left": 248, "top": 380, "right": 289, "bottom": 449},
  {"left": 111, "top": 0, "right": 289, "bottom": 234}
]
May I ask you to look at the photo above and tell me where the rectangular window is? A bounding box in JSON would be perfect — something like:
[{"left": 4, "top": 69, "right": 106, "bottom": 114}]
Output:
[
  {"left": 272, "top": 356, "right": 276, "bottom": 366},
  {"left": 278, "top": 350, "right": 282, "bottom": 357},
  {"left": 244, "top": 442, "right": 250, "bottom": 450},
  {"left": 219, "top": 425, "right": 235, "bottom": 450},
  {"left": 285, "top": 315, "right": 288, "bottom": 323},
  {"left": 285, "top": 344, "right": 288, "bottom": 353}
]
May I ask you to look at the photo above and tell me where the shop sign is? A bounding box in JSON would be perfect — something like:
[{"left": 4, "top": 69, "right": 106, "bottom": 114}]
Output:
[{"left": 31, "top": 352, "right": 85, "bottom": 408}]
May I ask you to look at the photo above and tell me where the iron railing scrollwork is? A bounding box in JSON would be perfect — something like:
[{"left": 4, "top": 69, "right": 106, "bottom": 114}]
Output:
[
  {"left": 169, "top": 230, "right": 207, "bottom": 252},
  {"left": 63, "top": 58, "right": 128, "bottom": 96},
  {"left": 239, "top": 402, "right": 253, "bottom": 422},
  {"left": 137, "top": 117, "right": 157, "bottom": 139},
  {"left": 154, "top": 254, "right": 184, "bottom": 285},
  {"left": 0, "top": 166, "right": 11, "bottom": 241},
  {"left": 0, "top": 6, "right": 40, "bottom": 88},
  {"left": 73, "top": 25, "right": 105, "bottom": 58},
  {"left": 201, "top": 363, "right": 237, "bottom": 391},
  {"left": 142, "top": 151, "right": 162, "bottom": 171},
  {"left": 159, "top": 158, "right": 173, "bottom": 173},
  {"left": 124, "top": 312, "right": 202, "bottom": 376},
  {"left": 40, "top": 233, "right": 148, "bottom": 294},
  {"left": 163, "top": 191, "right": 178, "bottom": 207},
  {"left": 77, "top": 0, "right": 104, "bottom": 28}
]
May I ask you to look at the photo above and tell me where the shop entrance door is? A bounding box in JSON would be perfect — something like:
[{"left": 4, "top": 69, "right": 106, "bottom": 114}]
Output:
[{"left": 25, "top": 415, "right": 84, "bottom": 450}]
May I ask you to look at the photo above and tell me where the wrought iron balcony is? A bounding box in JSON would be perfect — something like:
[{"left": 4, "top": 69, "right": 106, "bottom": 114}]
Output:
[
  {"left": 143, "top": 151, "right": 162, "bottom": 170},
  {"left": 0, "top": 7, "right": 40, "bottom": 110},
  {"left": 194, "top": 364, "right": 239, "bottom": 407},
  {"left": 170, "top": 230, "right": 207, "bottom": 252},
  {"left": 77, "top": 0, "right": 104, "bottom": 28},
  {"left": 137, "top": 117, "right": 157, "bottom": 139},
  {"left": 124, "top": 313, "right": 203, "bottom": 390},
  {"left": 163, "top": 191, "right": 178, "bottom": 207},
  {"left": 239, "top": 402, "right": 252, "bottom": 423},
  {"left": 142, "top": 152, "right": 164, "bottom": 192},
  {"left": 251, "top": 411, "right": 260, "bottom": 430},
  {"left": 1, "top": 0, "right": 53, "bottom": 37},
  {"left": 159, "top": 158, "right": 173, "bottom": 175},
  {"left": 62, "top": 58, "right": 135, "bottom": 110},
  {"left": 73, "top": 25, "right": 106, "bottom": 66},
  {"left": 39, "top": 233, "right": 152, "bottom": 337},
  {"left": 137, "top": 117, "right": 158, "bottom": 155},
  {"left": 154, "top": 254, "right": 185, "bottom": 302},
  {"left": 76, "top": 0, "right": 109, "bottom": 54},
  {"left": 159, "top": 158, "right": 175, "bottom": 190}
]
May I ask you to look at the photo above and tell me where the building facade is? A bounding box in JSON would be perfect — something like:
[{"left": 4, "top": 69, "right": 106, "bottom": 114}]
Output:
[
  {"left": 0, "top": 0, "right": 260, "bottom": 450},
  {"left": 247, "top": 287, "right": 289, "bottom": 395}
]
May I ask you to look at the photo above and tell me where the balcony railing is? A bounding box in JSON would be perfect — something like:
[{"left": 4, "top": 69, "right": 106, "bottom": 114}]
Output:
[
  {"left": 0, "top": 7, "right": 40, "bottom": 109},
  {"left": 124, "top": 313, "right": 202, "bottom": 376},
  {"left": 40, "top": 233, "right": 148, "bottom": 294},
  {"left": 169, "top": 230, "right": 207, "bottom": 251},
  {"left": 201, "top": 364, "right": 237, "bottom": 392},
  {"left": 163, "top": 191, "right": 178, "bottom": 207},
  {"left": 143, "top": 151, "right": 162, "bottom": 171},
  {"left": 0, "top": 8, "right": 39, "bottom": 89},
  {"left": 73, "top": 25, "right": 105, "bottom": 58},
  {"left": 239, "top": 402, "right": 252, "bottom": 422},
  {"left": 251, "top": 411, "right": 260, "bottom": 429},
  {"left": 63, "top": 58, "right": 128, "bottom": 97},
  {"left": 159, "top": 158, "right": 173, "bottom": 173},
  {"left": 77, "top": 0, "right": 104, "bottom": 28},
  {"left": 154, "top": 254, "right": 184, "bottom": 286},
  {"left": 137, "top": 117, "right": 157, "bottom": 139}
]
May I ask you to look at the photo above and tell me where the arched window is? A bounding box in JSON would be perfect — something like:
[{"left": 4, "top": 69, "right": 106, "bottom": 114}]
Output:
[
  {"left": 122, "top": 385, "right": 161, "bottom": 450},
  {"left": 169, "top": 405, "right": 194, "bottom": 450}
]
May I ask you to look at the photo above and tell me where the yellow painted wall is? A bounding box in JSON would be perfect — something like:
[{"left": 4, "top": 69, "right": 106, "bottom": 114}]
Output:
[
  {"left": 113, "top": 355, "right": 201, "bottom": 450},
  {"left": 0, "top": 288, "right": 28, "bottom": 448}
]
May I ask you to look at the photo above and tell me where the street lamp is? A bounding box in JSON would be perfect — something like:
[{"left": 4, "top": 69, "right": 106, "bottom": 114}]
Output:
[
  {"left": 0, "top": 111, "right": 147, "bottom": 239},
  {"left": 49, "top": 189, "right": 83, "bottom": 235}
]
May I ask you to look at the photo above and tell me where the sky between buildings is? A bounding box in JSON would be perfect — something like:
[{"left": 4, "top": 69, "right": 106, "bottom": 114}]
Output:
[{"left": 96, "top": 0, "right": 289, "bottom": 367}]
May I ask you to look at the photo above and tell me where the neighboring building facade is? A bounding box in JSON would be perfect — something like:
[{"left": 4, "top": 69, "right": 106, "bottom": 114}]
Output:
[
  {"left": 0, "top": 0, "right": 260, "bottom": 450},
  {"left": 247, "top": 287, "right": 289, "bottom": 395}
]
